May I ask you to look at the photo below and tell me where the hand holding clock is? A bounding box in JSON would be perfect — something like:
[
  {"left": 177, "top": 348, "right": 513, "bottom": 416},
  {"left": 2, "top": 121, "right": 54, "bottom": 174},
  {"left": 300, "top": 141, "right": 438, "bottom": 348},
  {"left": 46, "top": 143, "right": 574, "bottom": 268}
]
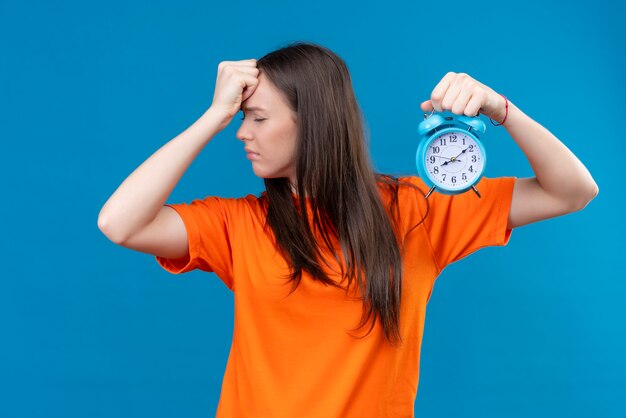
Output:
[
  {"left": 419, "top": 72, "right": 507, "bottom": 125},
  {"left": 416, "top": 77, "right": 489, "bottom": 197},
  {"left": 416, "top": 71, "right": 598, "bottom": 219}
]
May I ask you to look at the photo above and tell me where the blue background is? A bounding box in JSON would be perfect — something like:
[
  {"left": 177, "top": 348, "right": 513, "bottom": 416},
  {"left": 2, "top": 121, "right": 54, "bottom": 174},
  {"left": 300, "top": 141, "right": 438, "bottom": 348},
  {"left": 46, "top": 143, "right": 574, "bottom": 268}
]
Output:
[{"left": 1, "top": 0, "right": 624, "bottom": 417}]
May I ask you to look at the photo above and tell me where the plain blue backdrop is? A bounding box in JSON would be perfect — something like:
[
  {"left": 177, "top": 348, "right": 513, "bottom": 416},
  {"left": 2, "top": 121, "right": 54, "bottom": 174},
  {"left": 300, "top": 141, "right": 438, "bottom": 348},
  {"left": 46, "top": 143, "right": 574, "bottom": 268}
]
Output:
[{"left": 1, "top": 0, "right": 624, "bottom": 417}]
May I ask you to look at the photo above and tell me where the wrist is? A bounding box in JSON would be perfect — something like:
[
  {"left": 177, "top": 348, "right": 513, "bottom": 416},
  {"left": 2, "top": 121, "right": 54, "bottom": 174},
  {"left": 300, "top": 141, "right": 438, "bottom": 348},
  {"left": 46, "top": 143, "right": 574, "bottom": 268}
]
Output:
[
  {"left": 500, "top": 101, "right": 525, "bottom": 131},
  {"left": 489, "top": 94, "right": 509, "bottom": 126},
  {"left": 205, "top": 106, "right": 233, "bottom": 129}
]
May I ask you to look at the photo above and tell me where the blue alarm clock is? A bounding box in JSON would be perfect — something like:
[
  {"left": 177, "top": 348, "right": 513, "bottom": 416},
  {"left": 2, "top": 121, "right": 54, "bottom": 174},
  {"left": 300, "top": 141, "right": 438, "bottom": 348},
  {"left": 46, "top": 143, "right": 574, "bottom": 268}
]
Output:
[{"left": 416, "top": 111, "right": 487, "bottom": 198}]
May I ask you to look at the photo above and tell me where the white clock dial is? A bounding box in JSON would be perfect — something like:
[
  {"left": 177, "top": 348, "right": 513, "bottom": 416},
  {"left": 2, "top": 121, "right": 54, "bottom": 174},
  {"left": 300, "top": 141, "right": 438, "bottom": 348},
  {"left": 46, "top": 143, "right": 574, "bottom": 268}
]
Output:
[{"left": 424, "top": 131, "right": 484, "bottom": 191}]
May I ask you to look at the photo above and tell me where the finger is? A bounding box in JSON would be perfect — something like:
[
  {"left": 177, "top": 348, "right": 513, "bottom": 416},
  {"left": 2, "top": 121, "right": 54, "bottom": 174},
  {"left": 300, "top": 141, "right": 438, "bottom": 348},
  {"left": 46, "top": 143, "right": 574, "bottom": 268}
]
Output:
[
  {"left": 236, "top": 69, "right": 259, "bottom": 87},
  {"left": 223, "top": 58, "right": 256, "bottom": 64},
  {"left": 233, "top": 66, "right": 260, "bottom": 76},
  {"left": 219, "top": 59, "right": 257, "bottom": 72},
  {"left": 420, "top": 100, "right": 433, "bottom": 112},
  {"left": 222, "top": 67, "right": 257, "bottom": 85},
  {"left": 451, "top": 86, "right": 472, "bottom": 115},
  {"left": 241, "top": 76, "right": 260, "bottom": 102},
  {"left": 430, "top": 72, "right": 456, "bottom": 112},
  {"left": 465, "top": 92, "right": 483, "bottom": 117},
  {"left": 441, "top": 77, "right": 464, "bottom": 112},
  {"left": 231, "top": 58, "right": 258, "bottom": 67}
]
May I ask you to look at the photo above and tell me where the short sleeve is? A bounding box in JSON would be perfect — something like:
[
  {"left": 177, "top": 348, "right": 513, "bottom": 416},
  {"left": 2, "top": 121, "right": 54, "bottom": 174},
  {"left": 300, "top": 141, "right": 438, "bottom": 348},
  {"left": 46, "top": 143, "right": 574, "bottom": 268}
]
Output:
[
  {"left": 419, "top": 176, "right": 516, "bottom": 272},
  {"left": 155, "top": 196, "right": 235, "bottom": 291}
]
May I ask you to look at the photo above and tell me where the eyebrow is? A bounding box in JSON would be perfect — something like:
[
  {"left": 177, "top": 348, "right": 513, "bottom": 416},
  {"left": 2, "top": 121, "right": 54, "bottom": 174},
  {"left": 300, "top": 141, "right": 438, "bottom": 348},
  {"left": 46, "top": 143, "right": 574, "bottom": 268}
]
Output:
[{"left": 241, "top": 105, "right": 266, "bottom": 112}]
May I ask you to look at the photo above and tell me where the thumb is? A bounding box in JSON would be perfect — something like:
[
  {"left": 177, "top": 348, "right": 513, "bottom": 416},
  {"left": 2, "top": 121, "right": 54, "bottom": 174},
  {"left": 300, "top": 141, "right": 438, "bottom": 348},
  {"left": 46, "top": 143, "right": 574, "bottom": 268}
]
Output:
[
  {"left": 420, "top": 100, "right": 433, "bottom": 112},
  {"left": 241, "top": 77, "right": 259, "bottom": 102}
]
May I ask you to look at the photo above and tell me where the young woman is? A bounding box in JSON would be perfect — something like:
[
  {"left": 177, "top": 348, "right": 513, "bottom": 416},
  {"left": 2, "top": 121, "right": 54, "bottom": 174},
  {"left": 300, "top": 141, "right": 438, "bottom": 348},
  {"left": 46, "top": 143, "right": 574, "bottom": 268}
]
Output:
[{"left": 98, "top": 42, "right": 598, "bottom": 417}]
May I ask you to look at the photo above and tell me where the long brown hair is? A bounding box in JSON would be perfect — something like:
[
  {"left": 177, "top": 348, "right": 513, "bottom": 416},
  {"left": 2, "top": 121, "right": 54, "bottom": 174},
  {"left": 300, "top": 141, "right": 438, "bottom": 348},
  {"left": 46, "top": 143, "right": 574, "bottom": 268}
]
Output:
[{"left": 256, "top": 41, "right": 427, "bottom": 347}]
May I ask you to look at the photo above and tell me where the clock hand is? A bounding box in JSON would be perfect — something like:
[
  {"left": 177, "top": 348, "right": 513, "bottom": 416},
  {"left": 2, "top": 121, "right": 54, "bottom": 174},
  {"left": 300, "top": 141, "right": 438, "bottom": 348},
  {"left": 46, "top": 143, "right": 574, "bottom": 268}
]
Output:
[
  {"left": 452, "top": 146, "right": 470, "bottom": 160},
  {"left": 433, "top": 154, "right": 456, "bottom": 167},
  {"left": 440, "top": 147, "right": 471, "bottom": 167},
  {"left": 441, "top": 159, "right": 463, "bottom": 167}
]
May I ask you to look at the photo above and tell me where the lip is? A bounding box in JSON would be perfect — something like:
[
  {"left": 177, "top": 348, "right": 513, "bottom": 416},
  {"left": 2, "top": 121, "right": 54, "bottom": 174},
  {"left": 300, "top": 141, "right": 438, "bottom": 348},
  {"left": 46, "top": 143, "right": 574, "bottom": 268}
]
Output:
[{"left": 246, "top": 151, "right": 260, "bottom": 160}]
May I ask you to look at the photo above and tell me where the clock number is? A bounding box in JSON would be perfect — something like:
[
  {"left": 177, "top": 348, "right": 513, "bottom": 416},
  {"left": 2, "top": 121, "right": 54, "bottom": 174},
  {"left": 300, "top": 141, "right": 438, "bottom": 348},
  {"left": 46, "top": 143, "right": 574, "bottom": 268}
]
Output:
[
  {"left": 462, "top": 173, "right": 467, "bottom": 180},
  {"left": 442, "top": 174, "right": 446, "bottom": 181},
  {"left": 451, "top": 176, "right": 456, "bottom": 183},
  {"left": 432, "top": 146, "right": 440, "bottom": 154},
  {"left": 469, "top": 145, "right": 474, "bottom": 152},
  {"left": 429, "top": 156, "right": 436, "bottom": 163},
  {"left": 472, "top": 155, "right": 477, "bottom": 162},
  {"left": 439, "top": 138, "right": 446, "bottom": 146},
  {"left": 462, "top": 138, "right": 466, "bottom": 145},
  {"left": 468, "top": 165, "right": 474, "bottom": 173},
  {"left": 450, "top": 135, "right": 457, "bottom": 143},
  {"left": 433, "top": 167, "right": 439, "bottom": 174}
]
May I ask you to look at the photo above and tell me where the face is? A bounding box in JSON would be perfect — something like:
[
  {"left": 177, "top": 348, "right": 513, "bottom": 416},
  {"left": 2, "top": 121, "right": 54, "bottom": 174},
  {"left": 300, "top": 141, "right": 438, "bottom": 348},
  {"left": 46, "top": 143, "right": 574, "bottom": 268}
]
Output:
[{"left": 236, "top": 72, "right": 298, "bottom": 186}]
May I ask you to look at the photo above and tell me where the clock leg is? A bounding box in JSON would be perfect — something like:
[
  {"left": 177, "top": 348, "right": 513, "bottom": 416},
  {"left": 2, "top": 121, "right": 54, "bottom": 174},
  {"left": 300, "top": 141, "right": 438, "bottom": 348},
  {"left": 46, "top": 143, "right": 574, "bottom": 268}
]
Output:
[
  {"left": 472, "top": 185, "right": 482, "bottom": 198},
  {"left": 425, "top": 185, "right": 436, "bottom": 199}
]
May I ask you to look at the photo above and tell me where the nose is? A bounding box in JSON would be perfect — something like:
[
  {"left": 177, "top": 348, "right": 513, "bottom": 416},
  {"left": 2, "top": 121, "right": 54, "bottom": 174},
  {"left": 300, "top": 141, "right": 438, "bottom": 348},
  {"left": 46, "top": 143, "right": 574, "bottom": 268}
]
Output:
[{"left": 236, "top": 122, "right": 252, "bottom": 142}]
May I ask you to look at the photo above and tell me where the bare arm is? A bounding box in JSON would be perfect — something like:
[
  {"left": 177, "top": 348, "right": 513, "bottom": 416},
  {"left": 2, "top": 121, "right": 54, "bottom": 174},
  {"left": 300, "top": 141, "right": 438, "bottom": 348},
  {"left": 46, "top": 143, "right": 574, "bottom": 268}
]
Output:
[
  {"left": 97, "top": 107, "right": 225, "bottom": 244},
  {"left": 501, "top": 100, "right": 598, "bottom": 229},
  {"left": 98, "top": 59, "right": 260, "bottom": 252}
]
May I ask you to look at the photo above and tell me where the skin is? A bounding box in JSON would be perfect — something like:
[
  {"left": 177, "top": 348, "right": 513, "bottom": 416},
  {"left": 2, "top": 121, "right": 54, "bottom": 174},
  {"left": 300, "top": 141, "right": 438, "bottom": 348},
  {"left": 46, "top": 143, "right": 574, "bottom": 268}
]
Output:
[{"left": 236, "top": 72, "right": 299, "bottom": 190}]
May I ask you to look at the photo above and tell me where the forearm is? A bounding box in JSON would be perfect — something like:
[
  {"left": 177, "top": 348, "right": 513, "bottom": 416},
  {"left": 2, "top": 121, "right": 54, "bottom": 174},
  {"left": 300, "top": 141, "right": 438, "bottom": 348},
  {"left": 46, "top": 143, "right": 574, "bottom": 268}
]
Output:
[
  {"left": 502, "top": 100, "right": 598, "bottom": 206},
  {"left": 98, "top": 107, "right": 228, "bottom": 243}
]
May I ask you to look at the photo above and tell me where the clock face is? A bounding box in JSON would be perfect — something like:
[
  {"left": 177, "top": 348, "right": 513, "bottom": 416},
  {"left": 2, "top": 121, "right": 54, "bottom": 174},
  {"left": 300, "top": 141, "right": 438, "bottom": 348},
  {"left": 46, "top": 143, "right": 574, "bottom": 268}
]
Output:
[{"left": 424, "top": 130, "right": 484, "bottom": 191}]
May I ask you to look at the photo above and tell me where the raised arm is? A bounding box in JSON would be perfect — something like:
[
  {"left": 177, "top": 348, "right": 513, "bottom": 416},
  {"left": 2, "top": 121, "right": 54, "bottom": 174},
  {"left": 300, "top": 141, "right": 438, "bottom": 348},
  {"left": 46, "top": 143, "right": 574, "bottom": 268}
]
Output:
[
  {"left": 98, "top": 59, "right": 260, "bottom": 256},
  {"left": 97, "top": 107, "right": 226, "bottom": 250},
  {"left": 495, "top": 100, "right": 597, "bottom": 228},
  {"left": 420, "top": 72, "right": 598, "bottom": 229}
]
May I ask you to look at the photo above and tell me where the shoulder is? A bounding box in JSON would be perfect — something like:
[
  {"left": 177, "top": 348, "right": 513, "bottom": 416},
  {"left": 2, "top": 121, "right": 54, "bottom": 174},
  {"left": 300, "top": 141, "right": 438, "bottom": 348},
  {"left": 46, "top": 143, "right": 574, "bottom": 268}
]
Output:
[
  {"left": 194, "top": 192, "right": 265, "bottom": 207},
  {"left": 375, "top": 174, "right": 513, "bottom": 217},
  {"left": 219, "top": 192, "right": 267, "bottom": 216},
  {"left": 396, "top": 175, "right": 428, "bottom": 191},
  {"left": 176, "top": 192, "right": 266, "bottom": 223},
  {"left": 376, "top": 174, "right": 430, "bottom": 207},
  {"left": 374, "top": 175, "right": 431, "bottom": 232},
  {"left": 389, "top": 175, "right": 513, "bottom": 200},
  {"left": 235, "top": 193, "right": 269, "bottom": 225}
]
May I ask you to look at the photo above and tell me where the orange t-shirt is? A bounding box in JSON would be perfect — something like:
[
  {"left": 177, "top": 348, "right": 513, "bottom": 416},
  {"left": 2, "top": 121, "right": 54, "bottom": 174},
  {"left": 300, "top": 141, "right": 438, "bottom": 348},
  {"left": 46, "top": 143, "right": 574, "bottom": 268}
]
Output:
[{"left": 156, "top": 175, "right": 516, "bottom": 417}]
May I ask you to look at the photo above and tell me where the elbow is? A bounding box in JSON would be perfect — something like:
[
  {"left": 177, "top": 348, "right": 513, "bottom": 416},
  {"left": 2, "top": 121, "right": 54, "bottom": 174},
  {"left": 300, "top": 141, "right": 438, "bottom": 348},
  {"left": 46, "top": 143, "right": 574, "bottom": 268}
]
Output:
[
  {"left": 97, "top": 214, "right": 127, "bottom": 245},
  {"left": 570, "top": 181, "right": 599, "bottom": 212}
]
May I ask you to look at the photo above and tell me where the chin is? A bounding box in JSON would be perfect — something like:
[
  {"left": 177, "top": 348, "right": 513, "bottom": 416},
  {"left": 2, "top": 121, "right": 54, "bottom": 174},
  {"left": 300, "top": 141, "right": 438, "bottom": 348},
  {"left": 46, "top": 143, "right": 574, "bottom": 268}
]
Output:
[{"left": 253, "top": 167, "right": 288, "bottom": 180}]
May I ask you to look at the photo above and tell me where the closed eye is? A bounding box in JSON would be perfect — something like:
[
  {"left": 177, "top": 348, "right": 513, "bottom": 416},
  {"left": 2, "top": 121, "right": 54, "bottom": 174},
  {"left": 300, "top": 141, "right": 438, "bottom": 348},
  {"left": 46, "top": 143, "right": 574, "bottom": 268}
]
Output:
[{"left": 241, "top": 117, "right": 265, "bottom": 122}]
